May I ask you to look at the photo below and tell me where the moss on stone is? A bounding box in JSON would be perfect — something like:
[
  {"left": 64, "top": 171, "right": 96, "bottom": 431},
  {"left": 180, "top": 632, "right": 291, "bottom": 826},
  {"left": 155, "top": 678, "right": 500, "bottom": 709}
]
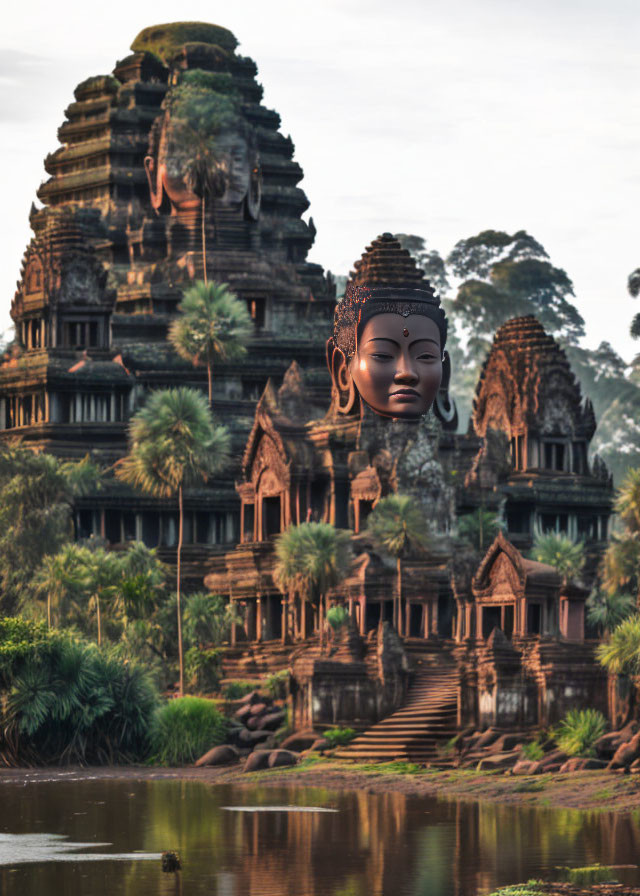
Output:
[{"left": 131, "top": 22, "right": 238, "bottom": 63}]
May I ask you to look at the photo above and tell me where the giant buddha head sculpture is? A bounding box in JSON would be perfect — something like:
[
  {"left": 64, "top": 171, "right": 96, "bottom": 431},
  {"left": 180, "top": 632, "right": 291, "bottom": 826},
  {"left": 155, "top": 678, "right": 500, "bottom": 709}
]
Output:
[
  {"left": 144, "top": 105, "right": 261, "bottom": 220},
  {"left": 327, "top": 233, "right": 449, "bottom": 420}
]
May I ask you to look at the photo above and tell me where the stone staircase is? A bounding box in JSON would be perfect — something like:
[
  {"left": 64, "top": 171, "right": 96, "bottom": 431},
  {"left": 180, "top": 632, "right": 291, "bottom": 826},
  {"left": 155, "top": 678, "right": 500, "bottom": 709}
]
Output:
[{"left": 334, "top": 653, "right": 459, "bottom": 764}]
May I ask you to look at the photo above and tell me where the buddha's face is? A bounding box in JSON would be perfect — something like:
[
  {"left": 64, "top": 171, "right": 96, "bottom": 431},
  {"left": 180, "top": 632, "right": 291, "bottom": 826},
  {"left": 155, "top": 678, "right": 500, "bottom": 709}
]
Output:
[
  {"left": 349, "top": 313, "right": 442, "bottom": 419},
  {"left": 145, "top": 117, "right": 254, "bottom": 215}
]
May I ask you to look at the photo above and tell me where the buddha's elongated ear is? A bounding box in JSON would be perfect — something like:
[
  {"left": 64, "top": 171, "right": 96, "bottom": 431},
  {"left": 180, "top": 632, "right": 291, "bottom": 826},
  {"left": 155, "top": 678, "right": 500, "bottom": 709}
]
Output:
[{"left": 326, "top": 336, "right": 357, "bottom": 415}]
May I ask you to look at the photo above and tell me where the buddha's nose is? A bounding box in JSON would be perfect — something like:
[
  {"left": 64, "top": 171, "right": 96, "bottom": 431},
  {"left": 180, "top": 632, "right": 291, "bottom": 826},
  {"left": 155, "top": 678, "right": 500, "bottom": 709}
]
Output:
[{"left": 394, "top": 354, "right": 419, "bottom": 384}]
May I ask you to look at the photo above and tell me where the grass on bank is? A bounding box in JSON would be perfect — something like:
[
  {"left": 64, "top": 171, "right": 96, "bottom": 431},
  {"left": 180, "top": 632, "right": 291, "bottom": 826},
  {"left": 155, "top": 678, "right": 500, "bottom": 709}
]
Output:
[{"left": 150, "top": 696, "right": 229, "bottom": 765}]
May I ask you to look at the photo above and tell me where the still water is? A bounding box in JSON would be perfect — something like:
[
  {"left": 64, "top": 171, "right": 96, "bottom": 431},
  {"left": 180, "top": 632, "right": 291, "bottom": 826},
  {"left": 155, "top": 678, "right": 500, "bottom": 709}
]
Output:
[{"left": 0, "top": 775, "right": 639, "bottom": 896}]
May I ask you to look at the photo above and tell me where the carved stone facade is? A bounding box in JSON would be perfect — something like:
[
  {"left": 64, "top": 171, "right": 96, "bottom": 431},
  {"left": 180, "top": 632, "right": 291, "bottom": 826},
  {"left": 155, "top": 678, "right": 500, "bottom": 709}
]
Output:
[{"left": 2, "top": 23, "right": 334, "bottom": 578}]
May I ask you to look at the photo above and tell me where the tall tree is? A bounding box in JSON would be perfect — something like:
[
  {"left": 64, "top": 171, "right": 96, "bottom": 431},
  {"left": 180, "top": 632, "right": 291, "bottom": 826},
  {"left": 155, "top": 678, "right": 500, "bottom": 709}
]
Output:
[
  {"left": 116, "top": 388, "right": 231, "bottom": 695},
  {"left": 366, "top": 494, "right": 430, "bottom": 631},
  {"left": 273, "top": 522, "right": 353, "bottom": 651},
  {"left": 166, "top": 81, "right": 239, "bottom": 282},
  {"left": 169, "top": 280, "right": 252, "bottom": 406},
  {"left": 33, "top": 544, "right": 86, "bottom": 629},
  {"left": 0, "top": 445, "right": 99, "bottom": 614},
  {"left": 458, "top": 507, "right": 502, "bottom": 553}
]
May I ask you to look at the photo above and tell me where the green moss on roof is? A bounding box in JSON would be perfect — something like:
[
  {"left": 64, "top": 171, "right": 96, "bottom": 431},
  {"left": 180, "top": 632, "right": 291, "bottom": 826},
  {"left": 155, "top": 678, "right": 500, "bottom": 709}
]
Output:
[{"left": 131, "top": 22, "right": 238, "bottom": 62}]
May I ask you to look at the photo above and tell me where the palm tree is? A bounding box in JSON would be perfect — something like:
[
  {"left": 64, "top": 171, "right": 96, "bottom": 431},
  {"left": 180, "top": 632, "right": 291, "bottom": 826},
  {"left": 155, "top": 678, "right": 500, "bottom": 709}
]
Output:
[
  {"left": 458, "top": 507, "right": 502, "bottom": 552},
  {"left": 587, "top": 589, "right": 636, "bottom": 636},
  {"left": 365, "top": 494, "right": 430, "bottom": 632},
  {"left": 79, "top": 547, "right": 124, "bottom": 646},
  {"left": 615, "top": 467, "right": 640, "bottom": 532},
  {"left": 34, "top": 543, "right": 86, "bottom": 629},
  {"left": 603, "top": 535, "right": 640, "bottom": 603},
  {"left": 116, "top": 387, "right": 231, "bottom": 695},
  {"left": 531, "top": 533, "right": 585, "bottom": 584},
  {"left": 273, "top": 522, "right": 353, "bottom": 651},
  {"left": 169, "top": 280, "right": 252, "bottom": 406},
  {"left": 597, "top": 614, "right": 640, "bottom": 675}
]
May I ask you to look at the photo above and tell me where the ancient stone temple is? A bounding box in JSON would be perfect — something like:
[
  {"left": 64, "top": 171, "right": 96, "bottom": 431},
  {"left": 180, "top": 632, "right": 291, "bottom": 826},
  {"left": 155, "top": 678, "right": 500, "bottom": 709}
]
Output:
[{"left": 3, "top": 22, "right": 334, "bottom": 568}]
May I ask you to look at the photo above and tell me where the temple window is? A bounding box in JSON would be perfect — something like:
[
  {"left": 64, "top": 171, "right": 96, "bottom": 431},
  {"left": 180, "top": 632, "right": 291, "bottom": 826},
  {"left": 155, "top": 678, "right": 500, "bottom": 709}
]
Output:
[
  {"left": 334, "top": 479, "right": 349, "bottom": 528},
  {"left": 527, "top": 603, "right": 542, "bottom": 635},
  {"left": 245, "top": 296, "right": 266, "bottom": 331},
  {"left": 543, "top": 441, "right": 567, "bottom": 471},
  {"left": 263, "top": 496, "right": 281, "bottom": 538},
  {"left": 408, "top": 604, "right": 424, "bottom": 638},
  {"left": 104, "top": 511, "right": 120, "bottom": 545},
  {"left": 572, "top": 441, "right": 587, "bottom": 474},
  {"left": 577, "top": 514, "right": 597, "bottom": 539},
  {"left": 482, "top": 605, "right": 502, "bottom": 639},
  {"left": 142, "top": 513, "right": 159, "bottom": 547},
  {"left": 506, "top": 506, "right": 531, "bottom": 533},
  {"left": 539, "top": 512, "right": 568, "bottom": 534},
  {"left": 122, "top": 512, "right": 137, "bottom": 542},
  {"left": 243, "top": 504, "right": 255, "bottom": 542}
]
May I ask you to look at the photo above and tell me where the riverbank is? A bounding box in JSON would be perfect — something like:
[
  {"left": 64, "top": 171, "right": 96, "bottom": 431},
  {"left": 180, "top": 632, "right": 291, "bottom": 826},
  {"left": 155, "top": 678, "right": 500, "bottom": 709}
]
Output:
[{"left": 2, "top": 757, "right": 640, "bottom": 813}]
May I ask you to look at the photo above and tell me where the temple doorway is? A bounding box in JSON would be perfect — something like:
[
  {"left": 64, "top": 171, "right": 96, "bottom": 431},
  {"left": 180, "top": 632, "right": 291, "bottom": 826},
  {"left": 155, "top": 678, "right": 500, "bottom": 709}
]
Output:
[{"left": 408, "top": 603, "right": 423, "bottom": 638}]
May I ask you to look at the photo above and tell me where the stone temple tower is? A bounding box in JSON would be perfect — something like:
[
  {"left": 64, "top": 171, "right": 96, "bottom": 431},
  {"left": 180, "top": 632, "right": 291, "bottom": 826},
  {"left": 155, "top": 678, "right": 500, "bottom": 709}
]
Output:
[{"left": 2, "top": 22, "right": 334, "bottom": 569}]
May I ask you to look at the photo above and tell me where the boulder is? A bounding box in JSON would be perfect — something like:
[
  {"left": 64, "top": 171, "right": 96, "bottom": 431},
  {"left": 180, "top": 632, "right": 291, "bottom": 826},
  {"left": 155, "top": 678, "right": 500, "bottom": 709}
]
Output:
[
  {"left": 558, "top": 757, "right": 607, "bottom": 773},
  {"left": 281, "top": 731, "right": 319, "bottom": 752},
  {"left": 538, "top": 749, "right": 569, "bottom": 770},
  {"left": 487, "top": 734, "right": 523, "bottom": 754},
  {"left": 630, "top": 758, "right": 640, "bottom": 773},
  {"left": 268, "top": 749, "right": 300, "bottom": 768},
  {"left": 474, "top": 728, "right": 501, "bottom": 750},
  {"left": 243, "top": 750, "right": 271, "bottom": 772},
  {"left": 609, "top": 731, "right": 640, "bottom": 769},
  {"left": 249, "top": 702, "right": 269, "bottom": 716},
  {"left": 234, "top": 704, "right": 253, "bottom": 723},
  {"left": 310, "top": 737, "right": 330, "bottom": 752},
  {"left": 239, "top": 689, "right": 264, "bottom": 705},
  {"left": 476, "top": 750, "right": 520, "bottom": 771},
  {"left": 257, "top": 710, "right": 286, "bottom": 731},
  {"left": 195, "top": 744, "right": 240, "bottom": 767},
  {"left": 238, "top": 728, "right": 271, "bottom": 746},
  {"left": 512, "top": 760, "right": 543, "bottom": 776}
]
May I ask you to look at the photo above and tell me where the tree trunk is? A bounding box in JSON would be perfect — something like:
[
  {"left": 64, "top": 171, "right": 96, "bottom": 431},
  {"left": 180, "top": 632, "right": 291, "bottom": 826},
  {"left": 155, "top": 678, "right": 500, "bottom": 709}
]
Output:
[
  {"left": 319, "top": 593, "right": 325, "bottom": 654},
  {"left": 201, "top": 195, "right": 207, "bottom": 286},
  {"left": 177, "top": 484, "right": 185, "bottom": 697},
  {"left": 207, "top": 361, "right": 213, "bottom": 407},
  {"left": 396, "top": 557, "right": 402, "bottom": 635},
  {"left": 96, "top": 595, "right": 101, "bottom": 646},
  {"left": 47, "top": 594, "right": 51, "bottom": 630}
]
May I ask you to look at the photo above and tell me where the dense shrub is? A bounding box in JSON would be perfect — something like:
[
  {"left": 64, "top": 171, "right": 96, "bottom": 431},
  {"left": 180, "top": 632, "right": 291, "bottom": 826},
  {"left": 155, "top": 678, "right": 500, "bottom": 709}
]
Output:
[
  {"left": 553, "top": 709, "right": 607, "bottom": 757},
  {"left": 150, "top": 697, "right": 229, "bottom": 765},
  {"left": 323, "top": 727, "right": 356, "bottom": 747},
  {"left": 184, "top": 646, "right": 221, "bottom": 693},
  {"left": 0, "top": 619, "right": 158, "bottom": 764},
  {"left": 326, "top": 606, "right": 349, "bottom": 631},
  {"left": 264, "top": 669, "right": 289, "bottom": 701},
  {"left": 521, "top": 740, "right": 545, "bottom": 761}
]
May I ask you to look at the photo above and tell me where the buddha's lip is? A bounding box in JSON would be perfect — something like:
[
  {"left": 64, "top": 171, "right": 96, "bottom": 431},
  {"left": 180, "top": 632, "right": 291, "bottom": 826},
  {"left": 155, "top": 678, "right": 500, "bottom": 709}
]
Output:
[{"left": 391, "top": 388, "right": 420, "bottom": 396}]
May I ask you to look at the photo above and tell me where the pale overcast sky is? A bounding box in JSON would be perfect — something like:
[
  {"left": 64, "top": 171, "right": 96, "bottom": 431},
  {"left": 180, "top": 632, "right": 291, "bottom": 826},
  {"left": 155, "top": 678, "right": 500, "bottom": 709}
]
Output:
[{"left": 1, "top": 0, "right": 638, "bottom": 358}]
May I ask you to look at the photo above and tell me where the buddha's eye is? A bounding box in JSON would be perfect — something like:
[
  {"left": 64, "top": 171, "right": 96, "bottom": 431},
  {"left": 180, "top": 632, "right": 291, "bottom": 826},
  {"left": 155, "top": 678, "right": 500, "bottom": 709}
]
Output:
[
  {"left": 371, "top": 352, "right": 393, "bottom": 361},
  {"left": 417, "top": 351, "right": 439, "bottom": 362}
]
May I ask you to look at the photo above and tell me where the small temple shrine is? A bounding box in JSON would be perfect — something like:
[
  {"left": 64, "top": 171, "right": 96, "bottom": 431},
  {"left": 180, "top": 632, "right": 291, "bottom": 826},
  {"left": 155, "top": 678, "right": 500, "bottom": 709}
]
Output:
[{"left": 1, "top": 22, "right": 615, "bottom": 739}]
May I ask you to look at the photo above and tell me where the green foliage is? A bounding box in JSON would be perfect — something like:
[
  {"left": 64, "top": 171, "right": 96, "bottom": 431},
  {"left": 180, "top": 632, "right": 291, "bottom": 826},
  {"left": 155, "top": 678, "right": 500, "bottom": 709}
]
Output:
[
  {"left": 615, "top": 467, "right": 640, "bottom": 532},
  {"left": 521, "top": 740, "right": 545, "bottom": 761},
  {"left": 553, "top": 708, "right": 607, "bottom": 757},
  {"left": 586, "top": 590, "right": 635, "bottom": 635},
  {"left": 488, "top": 885, "right": 544, "bottom": 896},
  {"left": 222, "top": 680, "right": 259, "bottom": 699},
  {"left": 184, "top": 646, "right": 221, "bottom": 693},
  {"left": 0, "top": 617, "right": 48, "bottom": 680},
  {"left": 0, "top": 444, "right": 100, "bottom": 614},
  {"left": 170, "top": 281, "right": 252, "bottom": 371},
  {"left": 323, "top": 727, "right": 356, "bottom": 747},
  {"left": 183, "top": 592, "right": 240, "bottom": 648},
  {"left": 264, "top": 669, "right": 289, "bottom": 701},
  {"left": 597, "top": 613, "right": 640, "bottom": 675},
  {"left": 366, "top": 494, "right": 429, "bottom": 559},
  {"left": 180, "top": 70, "right": 239, "bottom": 97},
  {"left": 1, "top": 626, "right": 158, "bottom": 764},
  {"left": 394, "top": 234, "right": 450, "bottom": 294},
  {"left": 273, "top": 522, "right": 353, "bottom": 608},
  {"left": 458, "top": 508, "right": 502, "bottom": 552},
  {"left": 117, "top": 387, "right": 231, "bottom": 499},
  {"left": 326, "top": 605, "right": 350, "bottom": 631},
  {"left": 559, "top": 865, "right": 620, "bottom": 885},
  {"left": 131, "top": 22, "right": 238, "bottom": 62},
  {"left": 150, "top": 697, "right": 228, "bottom": 765},
  {"left": 531, "top": 533, "right": 585, "bottom": 582}
]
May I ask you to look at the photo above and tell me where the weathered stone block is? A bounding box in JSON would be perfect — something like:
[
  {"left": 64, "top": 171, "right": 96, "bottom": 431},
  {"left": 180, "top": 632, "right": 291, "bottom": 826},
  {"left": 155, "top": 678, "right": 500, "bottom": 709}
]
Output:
[
  {"left": 267, "top": 749, "right": 299, "bottom": 768},
  {"left": 195, "top": 744, "right": 240, "bottom": 767}
]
